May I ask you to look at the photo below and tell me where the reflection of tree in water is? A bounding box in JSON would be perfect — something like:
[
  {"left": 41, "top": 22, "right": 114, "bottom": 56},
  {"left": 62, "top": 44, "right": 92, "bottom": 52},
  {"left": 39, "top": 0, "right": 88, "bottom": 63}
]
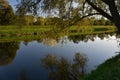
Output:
[
  {"left": 39, "top": 31, "right": 115, "bottom": 45},
  {"left": 97, "top": 33, "right": 115, "bottom": 40},
  {"left": 68, "top": 35, "right": 86, "bottom": 43},
  {"left": 20, "top": 70, "right": 26, "bottom": 80},
  {"left": 72, "top": 53, "right": 87, "bottom": 78},
  {"left": 68, "top": 33, "right": 115, "bottom": 43},
  {"left": 42, "top": 30, "right": 68, "bottom": 47},
  {"left": 41, "top": 53, "right": 87, "bottom": 80},
  {"left": 68, "top": 34, "right": 98, "bottom": 43},
  {"left": 0, "top": 42, "right": 20, "bottom": 65},
  {"left": 43, "top": 38, "right": 57, "bottom": 47},
  {"left": 97, "top": 34, "right": 106, "bottom": 40}
]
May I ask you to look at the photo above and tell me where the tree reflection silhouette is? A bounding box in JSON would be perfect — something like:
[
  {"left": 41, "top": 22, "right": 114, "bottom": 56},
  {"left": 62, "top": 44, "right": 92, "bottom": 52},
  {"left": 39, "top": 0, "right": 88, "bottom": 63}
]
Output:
[
  {"left": 72, "top": 53, "right": 87, "bottom": 77},
  {"left": 68, "top": 33, "right": 115, "bottom": 43},
  {"left": 41, "top": 53, "right": 88, "bottom": 80},
  {"left": 58, "top": 57, "right": 70, "bottom": 80},
  {"left": 0, "top": 42, "right": 20, "bottom": 65},
  {"left": 20, "top": 70, "right": 26, "bottom": 80}
]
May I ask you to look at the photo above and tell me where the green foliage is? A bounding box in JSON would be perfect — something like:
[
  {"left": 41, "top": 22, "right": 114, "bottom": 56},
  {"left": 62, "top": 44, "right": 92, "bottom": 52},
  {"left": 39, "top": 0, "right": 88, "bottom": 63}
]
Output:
[
  {"left": 0, "top": 4, "right": 16, "bottom": 25},
  {"left": 83, "top": 54, "right": 120, "bottom": 80},
  {"left": 0, "top": 0, "right": 9, "bottom": 8},
  {"left": 15, "top": 0, "right": 120, "bottom": 34},
  {"left": 24, "top": 15, "right": 34, "bottom": 26},
  {"left": 75, "top": 17, "right": 113, "bottom": 26},
  {"left": 45, "top": 17, "right": 63, "bottom": 26}
]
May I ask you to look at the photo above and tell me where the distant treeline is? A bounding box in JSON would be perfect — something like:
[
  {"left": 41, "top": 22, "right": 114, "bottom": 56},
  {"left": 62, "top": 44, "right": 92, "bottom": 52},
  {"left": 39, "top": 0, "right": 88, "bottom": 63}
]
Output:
[{"left": 0, "top": 4, "right": 113, "bottom": 26}]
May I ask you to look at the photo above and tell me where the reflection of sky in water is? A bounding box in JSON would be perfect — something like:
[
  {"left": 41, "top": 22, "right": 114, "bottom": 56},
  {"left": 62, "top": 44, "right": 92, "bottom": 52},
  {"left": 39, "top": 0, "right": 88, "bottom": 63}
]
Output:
[{"left": 0, "top": 35, "right": 119, "bottom": 80}]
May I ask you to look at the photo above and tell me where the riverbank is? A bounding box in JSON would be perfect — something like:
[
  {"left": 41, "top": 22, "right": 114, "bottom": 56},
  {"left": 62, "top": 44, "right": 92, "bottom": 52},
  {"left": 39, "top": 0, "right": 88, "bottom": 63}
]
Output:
[
  {"left": 0, "top": 25, "right": 116, "bottom": 42},
  {"left": 0, "top": 25, "right": 117, "bottom": 30},
  {"left": 82, "top": 53, "right": 120, "bottom": 80},
  {"left": 0, "top": 25, "right": 117, "bottom": 35}
]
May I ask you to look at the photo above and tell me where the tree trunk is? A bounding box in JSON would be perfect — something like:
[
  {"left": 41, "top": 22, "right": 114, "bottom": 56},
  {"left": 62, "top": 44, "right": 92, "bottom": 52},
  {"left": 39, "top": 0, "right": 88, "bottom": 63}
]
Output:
[
  {"left": 107, "top": 0, "right": 120, "bottom": 34},
  {"left": 87, "top": 0, "right": 120, "bottom": 34}
]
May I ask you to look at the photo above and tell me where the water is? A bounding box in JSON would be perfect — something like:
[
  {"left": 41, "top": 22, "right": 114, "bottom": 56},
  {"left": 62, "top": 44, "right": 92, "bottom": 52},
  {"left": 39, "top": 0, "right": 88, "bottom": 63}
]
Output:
[{"left": 0, "top": 33, "right": 119, "bottom": 80}]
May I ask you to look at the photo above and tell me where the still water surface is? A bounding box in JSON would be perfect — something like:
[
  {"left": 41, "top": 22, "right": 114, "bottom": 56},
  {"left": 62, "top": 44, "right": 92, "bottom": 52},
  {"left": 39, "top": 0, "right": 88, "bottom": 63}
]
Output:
[{"left": 0, "top": 34, "right": 119, "bottom": 80}]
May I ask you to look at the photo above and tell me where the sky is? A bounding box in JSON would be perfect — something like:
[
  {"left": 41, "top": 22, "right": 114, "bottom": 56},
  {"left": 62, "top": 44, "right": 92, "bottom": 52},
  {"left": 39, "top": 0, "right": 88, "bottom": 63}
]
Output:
[
  {"left": 7, "top": 0, "right": 87, "bottom": 17},
  {"left": 8, "top": 0, "right": 18, "bottom": 11},
  {"left": 7, "top": 0, "right": 46, "bottom": 17}
]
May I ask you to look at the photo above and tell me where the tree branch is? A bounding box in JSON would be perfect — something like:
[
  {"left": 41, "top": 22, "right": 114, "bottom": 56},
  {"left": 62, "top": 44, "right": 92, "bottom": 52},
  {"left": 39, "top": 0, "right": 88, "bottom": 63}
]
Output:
[
  {"left": 83, "top": 0, "right": 87, "bottom": 11},
  {"left": 104, "top": 0, "right": 120, "bottom": 32},
  {"left": 102, "top": 0, "right": 109, "bottom": 5},
  {"left": 68, "top": 0, "right": 74, "bottom": 18},
  {"left": 85, "top": 0, "right": 114, "bottom": 22},
  {"left": 32, "top": 0, "right": 42, "bottom": 6},
  {"left": 81, "top": 13, "right": 100, "bottom": 19},
  {"left": 70, "top": 13, "right": 101, "bottom": 26}
]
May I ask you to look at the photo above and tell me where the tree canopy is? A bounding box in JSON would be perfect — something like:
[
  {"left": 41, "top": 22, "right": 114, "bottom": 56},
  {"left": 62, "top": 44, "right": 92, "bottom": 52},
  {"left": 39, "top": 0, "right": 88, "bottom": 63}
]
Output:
[
  {"left": 0, "top": 0, "right": 9, "bottom": 8},
  {"left": 16, "top": 0, "right": 120, "bottom": 33},
  {"left": 0, "top": 0, "right": 16, "bottom": 25}
]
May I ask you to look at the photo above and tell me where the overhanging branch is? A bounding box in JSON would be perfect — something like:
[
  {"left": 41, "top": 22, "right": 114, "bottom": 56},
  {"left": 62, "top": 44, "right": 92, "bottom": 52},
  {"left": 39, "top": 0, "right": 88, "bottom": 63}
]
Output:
[
  {"left": 85, "top": 0, "right": 114, "bottom": 22},
  {"left": 81, "top": 13, "right": 100, "bottom": 19},
  {"left": 70, "top": 13, "right": 101, "bottom": 26},
  {"left": 32, "top": 0, "right": 42, "bottom": 6}
]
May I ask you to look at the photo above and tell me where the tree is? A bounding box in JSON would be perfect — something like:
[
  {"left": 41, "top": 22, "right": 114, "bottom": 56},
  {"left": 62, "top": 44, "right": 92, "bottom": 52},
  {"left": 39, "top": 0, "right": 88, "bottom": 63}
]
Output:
[
  {"left": 24, "top": 15, "right": 34, "bottom": 26},
  {"left": 0, "top": 0, "right": 9, "bottom": 8},
  {"left": 0, "top": 42, "right": 20, "bottom": 65},
  {"left": 0, "top": 0, "right": 16, "bottom": 25},
  {"left": 16, "top": 0, "right": 120, "bottom": 33},
  {"left": 41, "top": 53, "right": 87, "bottom": 80}
]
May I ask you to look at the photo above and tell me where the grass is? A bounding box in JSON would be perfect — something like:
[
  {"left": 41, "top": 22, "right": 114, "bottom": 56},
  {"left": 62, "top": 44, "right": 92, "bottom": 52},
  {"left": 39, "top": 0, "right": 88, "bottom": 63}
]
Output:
[
  {"left": 82, "top": 54, "right": 120, "bottom": 80},
  {"left": 68, "top": 25, "right": 116, "bottom": 36},
  {"left": 0, "top": 35, "right": 41, "bottom": 42},
  {"left": 0, "top": 25, "right": 117, "bottom": 33},
  {"left": 0, "top": 25, "right": 51, "bottom": 36},
  {"left": 0, "top": 25, "right": 51, "bottom": 30},
  {"left": 69, "top": 25, "right": 117, "bottom": 30},
  {"left": 0, "top": 25, "right": 117, "bottom": 42}
]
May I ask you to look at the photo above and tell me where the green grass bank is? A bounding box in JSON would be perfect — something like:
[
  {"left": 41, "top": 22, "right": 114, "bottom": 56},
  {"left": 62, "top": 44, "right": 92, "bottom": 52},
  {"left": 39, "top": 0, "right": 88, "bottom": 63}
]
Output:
[{"left": 82, "top": 53, "right": 120, "bottom": 80}]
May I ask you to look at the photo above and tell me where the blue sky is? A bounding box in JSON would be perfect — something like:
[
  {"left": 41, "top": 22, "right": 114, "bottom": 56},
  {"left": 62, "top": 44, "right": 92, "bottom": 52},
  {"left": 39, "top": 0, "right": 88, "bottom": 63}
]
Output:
[{"left": 8, "top": 0, "right": 18, "bottom": 11}]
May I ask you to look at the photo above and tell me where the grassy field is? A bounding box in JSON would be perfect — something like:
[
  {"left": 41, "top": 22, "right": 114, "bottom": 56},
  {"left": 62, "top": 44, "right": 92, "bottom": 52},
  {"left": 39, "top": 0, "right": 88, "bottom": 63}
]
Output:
[
  {"left": 0, "top": 25, "right": 117, "bottom": 30},
  {"left": 0, "top": 25, "right": 117, "bottom": 33},
  {"left": 0, "top": 25, "right": 51, "bottom": 36},
  {"left": 0, "top": 25, "right": 51, "bottom": 31},
  {"left": 69, "top": 25, "right": 116, "bottom": 30},
  {"left": 0, "top": 25, "right": 116, "bottom": 37},
  {"left": 68, "top": 25, "right": 117, "bottom": 36},
  {"left": 82, "top": 53, "right": 120, "bottom": 80}
]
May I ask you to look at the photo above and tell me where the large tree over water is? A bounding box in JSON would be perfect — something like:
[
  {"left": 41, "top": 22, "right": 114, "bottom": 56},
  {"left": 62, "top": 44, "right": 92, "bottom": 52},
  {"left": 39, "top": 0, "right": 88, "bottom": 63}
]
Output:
[
  {"left": 0, "top": 0, "right": 16, "bottom": 25},
  {"left": 16, "top": 0, "right": 120, "bottom": 33}
]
